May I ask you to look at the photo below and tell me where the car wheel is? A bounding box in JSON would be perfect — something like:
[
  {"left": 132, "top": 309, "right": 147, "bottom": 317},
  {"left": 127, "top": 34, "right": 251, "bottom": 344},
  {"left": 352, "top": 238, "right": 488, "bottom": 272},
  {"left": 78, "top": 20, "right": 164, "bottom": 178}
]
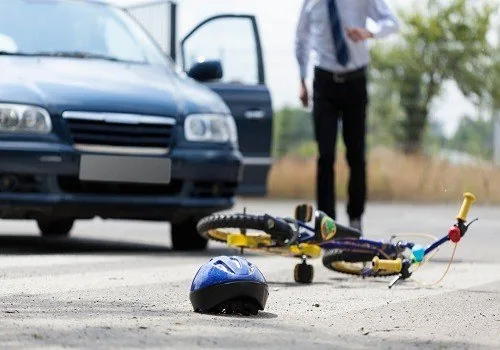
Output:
[
  {"left": 171, "top": 218, "right": 208, "bottom": 251},
  {"left": 37, "top": 218, "right": 75, "bottom": 237}
]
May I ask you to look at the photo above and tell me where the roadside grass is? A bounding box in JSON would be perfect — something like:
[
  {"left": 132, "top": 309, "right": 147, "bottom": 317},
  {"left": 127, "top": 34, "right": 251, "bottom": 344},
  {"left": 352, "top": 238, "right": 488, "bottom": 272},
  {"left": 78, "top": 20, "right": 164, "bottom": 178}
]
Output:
[{"left": 267, "top": 146, "right": 500, "bottom": 204}]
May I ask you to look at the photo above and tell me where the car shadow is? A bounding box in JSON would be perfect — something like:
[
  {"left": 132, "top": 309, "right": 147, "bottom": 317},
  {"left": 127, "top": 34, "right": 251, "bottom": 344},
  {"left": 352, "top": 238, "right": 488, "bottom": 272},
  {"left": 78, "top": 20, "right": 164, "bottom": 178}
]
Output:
[{"left": 0, "top": 234, "right": 241, "bottom": 257}]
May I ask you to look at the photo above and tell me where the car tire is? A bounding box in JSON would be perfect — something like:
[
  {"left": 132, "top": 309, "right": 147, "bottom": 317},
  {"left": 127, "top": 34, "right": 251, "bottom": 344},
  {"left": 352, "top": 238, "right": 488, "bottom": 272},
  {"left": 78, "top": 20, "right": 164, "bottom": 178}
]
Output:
[
  {"left": 171, "top": 218, "right": 208, "bottom": 251},
  {"left": 37, "top": 218, "right": 75, "bottom": 237}
]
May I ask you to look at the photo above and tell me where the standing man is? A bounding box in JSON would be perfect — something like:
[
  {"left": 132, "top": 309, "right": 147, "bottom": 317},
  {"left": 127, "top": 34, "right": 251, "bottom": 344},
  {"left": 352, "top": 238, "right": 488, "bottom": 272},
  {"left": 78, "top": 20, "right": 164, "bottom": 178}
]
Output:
[{"left": 295, "top": 0, "right": 400, "bottom": 231}]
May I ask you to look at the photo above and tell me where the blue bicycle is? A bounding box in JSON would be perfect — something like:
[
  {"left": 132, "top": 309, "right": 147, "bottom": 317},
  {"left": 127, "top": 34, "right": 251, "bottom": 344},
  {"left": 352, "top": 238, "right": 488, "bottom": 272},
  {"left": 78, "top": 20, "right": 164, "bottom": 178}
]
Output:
[{"left": 196, "top": 193, "right": 477, "bottom": 287}]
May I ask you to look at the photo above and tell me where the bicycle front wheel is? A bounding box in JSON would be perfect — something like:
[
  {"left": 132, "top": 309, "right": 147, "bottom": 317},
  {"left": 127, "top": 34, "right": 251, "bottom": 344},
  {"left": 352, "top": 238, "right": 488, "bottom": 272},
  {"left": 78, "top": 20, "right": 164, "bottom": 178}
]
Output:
[{"left": 322, "top": 249, "right": 399, "bottom": 277}]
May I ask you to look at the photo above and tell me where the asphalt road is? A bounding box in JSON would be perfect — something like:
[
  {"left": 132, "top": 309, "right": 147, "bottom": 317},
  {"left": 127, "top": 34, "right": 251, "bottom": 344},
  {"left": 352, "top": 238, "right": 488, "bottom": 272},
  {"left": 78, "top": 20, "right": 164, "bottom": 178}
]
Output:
[{"left": 0, "top": 198, "right": 499, "bottom": 349}]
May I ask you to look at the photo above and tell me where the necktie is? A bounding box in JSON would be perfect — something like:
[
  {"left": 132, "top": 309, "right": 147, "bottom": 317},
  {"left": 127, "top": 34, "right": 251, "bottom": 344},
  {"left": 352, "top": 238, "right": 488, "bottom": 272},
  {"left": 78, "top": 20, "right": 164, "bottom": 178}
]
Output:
[{"left": 327, "top": 0, "right": 349, "bottom": 66}]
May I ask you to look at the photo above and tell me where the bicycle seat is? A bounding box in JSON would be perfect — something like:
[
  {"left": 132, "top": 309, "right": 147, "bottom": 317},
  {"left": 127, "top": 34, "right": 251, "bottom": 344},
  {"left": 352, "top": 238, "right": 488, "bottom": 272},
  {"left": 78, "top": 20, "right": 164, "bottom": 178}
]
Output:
[{"left": 295, "top": 204, "right": 313, "bottom": 222}]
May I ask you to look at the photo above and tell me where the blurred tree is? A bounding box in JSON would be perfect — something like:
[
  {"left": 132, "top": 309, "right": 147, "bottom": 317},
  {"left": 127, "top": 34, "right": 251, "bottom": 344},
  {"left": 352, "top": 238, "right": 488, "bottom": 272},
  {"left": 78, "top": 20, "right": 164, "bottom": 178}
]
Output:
[
  {"left": 483, "top": 43, "right": 500, "bottom": 116},
  {"left": 366, "top": 70, "right": 406, "bottom": 149},
  {"left": 446, "top": 115, "right": 493, "bottom": 159},
  {"left": 272, "top": 106, "right": 314, "bottom": 157},
  {"left": 423, "top": 119, "right": 448, "bottom": 154},
  {"left": 369, "top": 0, "right": 498, "bottom": 154}
]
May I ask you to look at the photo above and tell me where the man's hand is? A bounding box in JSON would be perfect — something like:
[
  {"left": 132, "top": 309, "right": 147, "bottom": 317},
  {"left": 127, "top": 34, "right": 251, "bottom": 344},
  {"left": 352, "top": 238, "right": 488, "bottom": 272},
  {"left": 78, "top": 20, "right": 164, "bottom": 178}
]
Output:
[
  {"left": 299, "top": 80, "right": 308, "bottom": 107},
  {"left": 345, "top": 27, "right": 374, "bottom": 43}
]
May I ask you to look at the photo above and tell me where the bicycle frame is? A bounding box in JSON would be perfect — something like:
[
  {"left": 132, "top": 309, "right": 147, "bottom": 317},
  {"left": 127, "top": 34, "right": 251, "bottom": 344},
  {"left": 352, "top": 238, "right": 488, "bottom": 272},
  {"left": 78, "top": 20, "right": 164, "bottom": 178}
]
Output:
[{"left": 292, "top": 220, "right": 413, "bottom": 259}]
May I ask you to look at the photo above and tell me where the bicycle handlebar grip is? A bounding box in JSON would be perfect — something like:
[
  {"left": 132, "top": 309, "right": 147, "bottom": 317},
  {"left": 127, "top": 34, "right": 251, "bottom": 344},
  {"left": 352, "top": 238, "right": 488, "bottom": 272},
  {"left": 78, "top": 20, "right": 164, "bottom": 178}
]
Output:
[
  {"left": 456, "top": 192, "right": 476, "bottom": 222},
  {"left": 372, "top": 257, "right": 403, "bottom": 273}
]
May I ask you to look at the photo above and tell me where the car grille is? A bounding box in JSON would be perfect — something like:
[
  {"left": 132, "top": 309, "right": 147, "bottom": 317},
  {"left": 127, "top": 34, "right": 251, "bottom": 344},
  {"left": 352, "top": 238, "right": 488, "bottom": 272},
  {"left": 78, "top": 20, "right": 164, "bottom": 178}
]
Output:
[
  {"left": 62, "top": 112, "right": 176, "bottom": 153},
  {"left": 191, "top": 181, "right": 238, "bottom": 198},
  {"left": 57, "top": 176, "right": 183, "bottom": 196}
]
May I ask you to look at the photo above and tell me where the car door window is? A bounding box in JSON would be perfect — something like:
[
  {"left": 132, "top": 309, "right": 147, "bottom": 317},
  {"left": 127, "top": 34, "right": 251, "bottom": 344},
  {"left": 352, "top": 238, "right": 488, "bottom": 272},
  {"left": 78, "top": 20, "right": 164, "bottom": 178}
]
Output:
[
  {"left": 180, "top": 14, "right": 272, "bottom": 196},
  {"left": 182, "top": 17, "right": 259, "bottom": 85}
]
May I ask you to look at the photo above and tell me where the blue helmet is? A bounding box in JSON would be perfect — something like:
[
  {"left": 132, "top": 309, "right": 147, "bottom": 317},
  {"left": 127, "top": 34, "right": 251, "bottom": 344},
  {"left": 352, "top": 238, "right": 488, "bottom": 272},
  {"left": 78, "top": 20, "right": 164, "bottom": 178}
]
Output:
[{"left": 189, "top": 255, "right": 269, "bottom": 315}]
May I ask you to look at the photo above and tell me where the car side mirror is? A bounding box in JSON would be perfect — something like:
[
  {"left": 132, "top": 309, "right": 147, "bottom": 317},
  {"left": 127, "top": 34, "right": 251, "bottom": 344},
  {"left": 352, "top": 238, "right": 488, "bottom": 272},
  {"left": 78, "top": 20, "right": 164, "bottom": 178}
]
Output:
[{"left": 187, "top": 60, "right": 223, "bottom": 82}]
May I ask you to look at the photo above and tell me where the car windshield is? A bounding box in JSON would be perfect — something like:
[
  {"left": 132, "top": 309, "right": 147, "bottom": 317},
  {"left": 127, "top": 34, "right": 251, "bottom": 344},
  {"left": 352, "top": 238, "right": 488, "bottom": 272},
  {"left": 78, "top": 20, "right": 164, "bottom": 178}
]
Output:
[{"left": 0, "top": 0, "right": 170, "bottom": 66}]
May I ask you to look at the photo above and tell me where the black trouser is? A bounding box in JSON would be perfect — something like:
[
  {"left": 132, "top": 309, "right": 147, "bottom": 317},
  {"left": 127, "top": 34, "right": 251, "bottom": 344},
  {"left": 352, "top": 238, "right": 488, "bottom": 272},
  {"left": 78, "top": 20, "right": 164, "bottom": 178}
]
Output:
[{"left": 312, "top": 66, "right": 368, "bottom": 221}]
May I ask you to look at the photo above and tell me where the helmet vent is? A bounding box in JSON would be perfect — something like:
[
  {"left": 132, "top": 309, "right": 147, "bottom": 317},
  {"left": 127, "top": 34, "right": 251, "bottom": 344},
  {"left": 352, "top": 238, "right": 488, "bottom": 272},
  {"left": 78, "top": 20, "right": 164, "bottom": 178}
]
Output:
[
  {"left": 214, "top": 260, "right": 235, "bottom": 273},
  {"left": 230, "top": 257, "right": 242, "bottom": 268}
]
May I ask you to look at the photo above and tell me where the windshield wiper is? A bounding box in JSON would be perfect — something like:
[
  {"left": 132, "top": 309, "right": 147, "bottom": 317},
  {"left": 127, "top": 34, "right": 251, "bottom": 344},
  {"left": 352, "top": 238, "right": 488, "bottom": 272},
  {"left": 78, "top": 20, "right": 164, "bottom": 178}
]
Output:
[
  {"left": 29, "top": 51, "right": 122, "bottom": 61},
  {"left": 0, "top": 51, "right": 36, "bottom": 56},
  {"left": 0, "top": 50, "right": 143, "bottom": 63}
]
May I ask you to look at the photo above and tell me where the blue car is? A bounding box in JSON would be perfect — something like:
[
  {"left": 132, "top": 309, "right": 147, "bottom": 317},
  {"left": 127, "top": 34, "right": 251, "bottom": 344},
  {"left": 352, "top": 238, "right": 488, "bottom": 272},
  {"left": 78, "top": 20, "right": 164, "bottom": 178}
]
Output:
[{"left": 0, "top": 0, "right": 273, "bottom": 250}]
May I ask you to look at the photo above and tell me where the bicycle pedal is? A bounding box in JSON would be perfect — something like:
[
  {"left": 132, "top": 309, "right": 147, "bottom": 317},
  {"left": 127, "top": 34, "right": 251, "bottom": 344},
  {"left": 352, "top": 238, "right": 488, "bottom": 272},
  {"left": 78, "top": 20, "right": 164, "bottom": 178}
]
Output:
[
  {"left": 388, "top": 275, "right": 402, "bottom": 289},
  {"left": 295, "top": 204, "right": 313, "bottom": 222}
]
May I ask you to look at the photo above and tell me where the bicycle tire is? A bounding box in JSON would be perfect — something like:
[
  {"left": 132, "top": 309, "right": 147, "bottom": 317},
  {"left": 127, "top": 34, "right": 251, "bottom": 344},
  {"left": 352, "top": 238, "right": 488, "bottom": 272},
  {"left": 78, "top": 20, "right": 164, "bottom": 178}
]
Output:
[
  {"left": 196, "top": 213, "right": 290, "bottom": 244},
  {"left": 322, "top": 249, "right": 399, "bottom": 277}
]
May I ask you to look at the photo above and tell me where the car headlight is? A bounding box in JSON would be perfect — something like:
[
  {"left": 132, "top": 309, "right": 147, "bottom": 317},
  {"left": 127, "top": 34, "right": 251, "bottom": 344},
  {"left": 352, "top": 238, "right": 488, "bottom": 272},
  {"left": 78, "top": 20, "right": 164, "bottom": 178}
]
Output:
[
  {"left": 0, "top": 104, "right": 52, "bottom": 134},
  {"left": 184, "top": 114, "right": 238, "bottom": 144}
]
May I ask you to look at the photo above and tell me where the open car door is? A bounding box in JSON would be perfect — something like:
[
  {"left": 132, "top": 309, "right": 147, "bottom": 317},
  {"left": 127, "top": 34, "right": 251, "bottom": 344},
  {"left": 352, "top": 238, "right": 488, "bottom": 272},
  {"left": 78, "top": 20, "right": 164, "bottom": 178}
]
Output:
[
  {"left": 124, "top": 2, "right": 273, "bottom": 196},
  {"left": 180, "top": 14, "right": 274, "bottom": 197}
]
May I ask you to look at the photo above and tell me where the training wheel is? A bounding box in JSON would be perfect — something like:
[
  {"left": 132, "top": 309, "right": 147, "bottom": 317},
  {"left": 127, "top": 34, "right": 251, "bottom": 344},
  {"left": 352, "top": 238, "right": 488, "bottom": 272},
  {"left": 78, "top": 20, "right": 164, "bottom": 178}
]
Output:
[{"left": 294, "top": 262, "right": 314, "bottom": 284}]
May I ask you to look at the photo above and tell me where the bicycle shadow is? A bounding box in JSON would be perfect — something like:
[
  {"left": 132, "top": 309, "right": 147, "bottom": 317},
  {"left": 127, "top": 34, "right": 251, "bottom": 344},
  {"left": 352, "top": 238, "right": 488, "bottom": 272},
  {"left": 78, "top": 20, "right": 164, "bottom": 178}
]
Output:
[
  {"left": 267, "top": 281, "right": 332, "bottom": 288},
  {"left": 329, "top": 277, "right": 390, "bottom": 284}
]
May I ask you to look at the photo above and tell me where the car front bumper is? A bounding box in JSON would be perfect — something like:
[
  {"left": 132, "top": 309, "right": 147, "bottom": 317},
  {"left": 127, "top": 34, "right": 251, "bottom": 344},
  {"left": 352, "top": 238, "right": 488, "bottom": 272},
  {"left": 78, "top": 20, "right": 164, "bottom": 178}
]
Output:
[{"left": 0, "top": 141, "right": 243, "bottom": 222}]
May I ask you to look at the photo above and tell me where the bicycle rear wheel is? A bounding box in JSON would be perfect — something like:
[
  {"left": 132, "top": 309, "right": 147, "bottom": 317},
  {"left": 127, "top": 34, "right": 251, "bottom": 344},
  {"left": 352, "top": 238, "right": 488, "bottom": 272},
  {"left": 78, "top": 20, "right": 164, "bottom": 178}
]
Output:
[
  {"left": 196, "top": 213, "right": 323, "bottom": 258},
  {"left": 196, "top": 213, "right": 294, "bottom": 247}
]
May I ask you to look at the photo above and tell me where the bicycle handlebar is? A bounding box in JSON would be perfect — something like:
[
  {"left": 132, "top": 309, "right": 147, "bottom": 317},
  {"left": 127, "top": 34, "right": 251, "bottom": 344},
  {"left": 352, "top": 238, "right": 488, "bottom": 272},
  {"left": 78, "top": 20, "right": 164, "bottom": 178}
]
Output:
[
  {"left": 456, "top": 192, "right": 476, "bottom": 222},
  {"left": 372, "top": 256, "right": 402, "bottom": 273},
  {"left": 371, "top": 192, "right": 477, "bottom": 280}
]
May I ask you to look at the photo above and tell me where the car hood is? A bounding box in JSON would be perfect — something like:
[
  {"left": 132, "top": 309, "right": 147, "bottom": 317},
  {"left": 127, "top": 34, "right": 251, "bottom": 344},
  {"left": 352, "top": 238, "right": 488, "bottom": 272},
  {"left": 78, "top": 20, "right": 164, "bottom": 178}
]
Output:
[{"left": 0, "top": 56, "right": 229, "bottom": 118}]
